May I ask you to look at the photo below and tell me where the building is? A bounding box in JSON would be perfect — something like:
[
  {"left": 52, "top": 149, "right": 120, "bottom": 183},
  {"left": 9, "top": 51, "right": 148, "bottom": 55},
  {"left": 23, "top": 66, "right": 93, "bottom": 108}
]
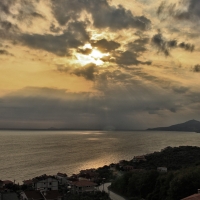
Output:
[
  {"left": 123, "top": 165, "right": 134, "bottom": 171},
  {"left": 132, "top": 156, "right": 146, "bottom": 163},
  {"left": 32, "top": 174, "right": 58, "bottom": 191},
  {"left": 55, "top": 172, "right": 68, "bottom": 185},
  {"left": 181, "top": 193, "right": 200, "bottom": 200},
  {"left": 43, "top": 190, "right": 62, "bottom": 200},
  {"left": 78, "top": 169, "right": 98, "bottom": 181},
  {"left": 181, "top": 189, "right": 200, "bottom": 200},
  {"left": 70, "top": 180, "right": 97, "bottom": 194},
  {"left": 20, "top": 190, "right": 44, "bottom": 200},
  {"left": 23, "top": 180, "right": 33, "bottom": 186}
]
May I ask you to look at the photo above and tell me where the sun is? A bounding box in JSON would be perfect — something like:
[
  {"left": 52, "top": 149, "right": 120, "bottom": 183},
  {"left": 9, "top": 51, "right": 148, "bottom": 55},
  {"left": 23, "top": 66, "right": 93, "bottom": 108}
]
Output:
[
  {"left": 90, "top": 49, "right": 105, "bottom": 59},
  {"left": 76, "top": 44, "right": 110, "bottom": 66}
]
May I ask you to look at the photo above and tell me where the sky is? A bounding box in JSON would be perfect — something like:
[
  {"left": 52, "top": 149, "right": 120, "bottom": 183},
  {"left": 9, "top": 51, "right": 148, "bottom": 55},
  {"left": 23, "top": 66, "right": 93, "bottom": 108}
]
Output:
[{"left": 0, "top": 0, "right": 200, "bottom": 130}]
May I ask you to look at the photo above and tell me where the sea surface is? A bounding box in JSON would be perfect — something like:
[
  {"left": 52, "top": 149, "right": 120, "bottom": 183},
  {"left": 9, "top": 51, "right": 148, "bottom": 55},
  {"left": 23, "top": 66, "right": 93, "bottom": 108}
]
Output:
[{"left": 1, "top": 130, "right": 200, "bottom": 183}]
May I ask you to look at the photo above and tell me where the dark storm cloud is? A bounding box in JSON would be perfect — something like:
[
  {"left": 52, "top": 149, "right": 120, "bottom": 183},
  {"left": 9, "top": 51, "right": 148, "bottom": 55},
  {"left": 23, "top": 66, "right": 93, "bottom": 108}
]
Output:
[
  {"left": 172, "top": 86, "right": 189, "bottom": 94},
  {"left": 0, "top": 49, "right": 13, "bottom": 56},
  {"left": 50, "top": 24, "right": 62, "bottom": 33},
  {"left": 19, "top": 21, "right": 89, "bottom": 56},
  {"left": 151, "top": 33, "right": 177, "bottom": 56},
  {"left": 114, "top": 51, "right": 151, "bottom": 66},
  {"left": 51, "top": 0, "right": 151, "bottom": 30},
  {"left": 193, "top": 64, "right": 200, "bottom": 72},
  {"left": 157, "top": 0, "right": 200, "bottom": 22},
  {"left": 77, "top": 48, "right": 92, "bottom": 55},
  {"left": 127, "top": 37, "right": 149, "bottom": 54},
  {"left": 151, "top": 33, "right": 194, "bottom": 56},
  {"left": 72, "top": 64, "right": 98, "bottom": 81},
  {"left": 91, "top": 39, "right": 120, "bottom": 52},
  {"left": 0, "top": 86, "right": 192, "bottom": 129},
  {"left": 179, "top": 42, "right": 195, "bottom": 52},
  {"left": 57, "top": 63, "right": 98, "bottom": 81},
  {"left": 0, "top": 0, "right": 14, "bottom": 14}
]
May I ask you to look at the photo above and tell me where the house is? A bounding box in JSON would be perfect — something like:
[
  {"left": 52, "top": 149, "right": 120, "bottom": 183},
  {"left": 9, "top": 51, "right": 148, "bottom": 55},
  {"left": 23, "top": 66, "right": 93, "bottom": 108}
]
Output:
[
  {"left": 20, "top": 190, "right": 44, "bottom": 200},
  {"left": 78, "top": 169, "right": 98, "bottom": 181},
  {"left": 23, "top": 180, "right": 33, "bottom": 186},
  {"left": 2, "top": 180, "right": 13, "bottom": 186},
  {"left": 157, "top": 167, "right": 167, "bottom": 173},
  {"left": 181, "top": 193, "right": 200, "bottom": 200},
  {"left": 123, "top": 165, "right": 134, "bottom": 171},
  {"left": 32, "top": 174, "right": 58, "bottom": 191},
  {"left": 70, "top": 180, "right": 97, "bottom": 194},
  {"left": 109, "top": 163, "right": 116, "bottom": 171},
  {"left": 43, "top": 190, "right": 62, "bottom": 200},
  {"left": 55, "top": 172, "right": 68, "bottom": 185},
  {"left": 132, "top": 156, "right": 146, "bottom": 163}
]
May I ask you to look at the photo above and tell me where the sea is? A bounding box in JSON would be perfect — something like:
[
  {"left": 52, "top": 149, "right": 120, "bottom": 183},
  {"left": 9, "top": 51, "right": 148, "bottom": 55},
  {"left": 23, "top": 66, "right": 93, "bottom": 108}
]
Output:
[{"left": 1, "top": 130, "right": 200, "bottom": 183}]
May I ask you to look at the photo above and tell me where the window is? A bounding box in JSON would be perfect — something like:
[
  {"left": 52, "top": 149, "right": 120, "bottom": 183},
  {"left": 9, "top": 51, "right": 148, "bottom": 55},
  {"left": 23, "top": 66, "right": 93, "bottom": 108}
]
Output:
[{"left": 49, "top": 182, "right": 52, "bottom": 185}]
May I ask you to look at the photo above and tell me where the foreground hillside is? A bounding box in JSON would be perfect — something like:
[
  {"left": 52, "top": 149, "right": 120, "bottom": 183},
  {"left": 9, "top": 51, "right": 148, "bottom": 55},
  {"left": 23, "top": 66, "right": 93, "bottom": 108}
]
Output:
[{"left": 111, "top": 146, "right": 200, "bottom": 200}]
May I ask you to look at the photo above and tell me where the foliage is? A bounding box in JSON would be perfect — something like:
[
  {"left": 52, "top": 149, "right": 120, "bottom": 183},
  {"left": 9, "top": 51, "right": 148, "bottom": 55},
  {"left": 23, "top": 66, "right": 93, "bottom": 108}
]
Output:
[
  {"left": 96, "top": 165, "right": 114, "bottom": 182},
  {"left": 134, "top": 146, "right": 200, "bottom": 170},
  {"left": 111, "top": 166, "right": 200, "bottom": 200}
]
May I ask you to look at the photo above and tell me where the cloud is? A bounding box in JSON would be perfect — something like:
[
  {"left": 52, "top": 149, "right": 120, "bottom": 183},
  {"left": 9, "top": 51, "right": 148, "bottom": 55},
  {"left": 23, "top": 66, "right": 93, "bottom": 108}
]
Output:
[
  {"left": 151, "top": 33, "right": 177, "bottom": 56},
  {"left": 193, "top": 64, "right": 200, "bottom": 72},
  {"left": 179, "top": 42, "right": 195, "bottom": 52},
  {"left": 157, "top": 0, "right": 200, "bottom": 22},
  {"left": 57, "top": 63, "right": 98, "bottom": 81},
  {"left": 114, "top": 50, "right": 151, "bottom": 66},
  {"left": 0, "top": 49, "right": 13, "bottom": 56},
  {"left": 50, "top": 24, "right": 62, "bottom": 33},
  {"left": 151, "top": 33, "right": 194, "bottom": 56},
  {"left": 19, "top": 21, "right": 90, "bottom": 56},
  {"left": 91, "top": 39, "right": 120, "bottom": 52},
  {"left": 51, "top": 0, "right": 151, "bottom": 30},
  {"left": 127, "top": 37, "right": 149, "bottom": 54},
  {"left": 72, "top": 63, "right": 99, "bottom": 81},
  {"left": 77, "top": 48, "right": 92, "bottom": 55},
  {"left": 172, "top": 86, "right": 189, "bottom": 94},
  {"left": 0, "top": 85, "right": 192, "bottom": 130}
]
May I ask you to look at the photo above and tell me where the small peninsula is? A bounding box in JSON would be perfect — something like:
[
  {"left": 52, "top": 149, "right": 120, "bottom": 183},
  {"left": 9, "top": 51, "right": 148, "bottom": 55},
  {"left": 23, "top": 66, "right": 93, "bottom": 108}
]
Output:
[{"left": 147, "top": 119, "right": 200, "bottom": 132}]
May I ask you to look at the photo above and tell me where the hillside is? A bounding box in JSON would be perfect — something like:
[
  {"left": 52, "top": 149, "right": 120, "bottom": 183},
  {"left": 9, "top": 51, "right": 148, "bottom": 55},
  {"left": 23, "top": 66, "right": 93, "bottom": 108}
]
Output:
[{"left": 147, "top": 119, "right": 200, "bottom": 132}]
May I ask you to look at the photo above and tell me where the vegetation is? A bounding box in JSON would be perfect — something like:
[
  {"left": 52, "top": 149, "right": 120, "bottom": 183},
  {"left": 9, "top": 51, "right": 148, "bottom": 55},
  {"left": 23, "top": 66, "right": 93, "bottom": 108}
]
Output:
[
  {"left": 95, "top": 165, "right": 115, "bottom": 182},
  {"left": 111, "top": 146, "right": 200, "bottom": 200},
  {"left": 134, "top": 146, "right": 200, "bottom": 170}
]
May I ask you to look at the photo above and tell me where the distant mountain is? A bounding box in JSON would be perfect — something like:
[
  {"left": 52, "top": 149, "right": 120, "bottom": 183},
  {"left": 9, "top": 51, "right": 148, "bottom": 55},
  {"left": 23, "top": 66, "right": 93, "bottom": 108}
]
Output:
[{"left": 147, "top": 119, "right": 200, "bottom": 132}]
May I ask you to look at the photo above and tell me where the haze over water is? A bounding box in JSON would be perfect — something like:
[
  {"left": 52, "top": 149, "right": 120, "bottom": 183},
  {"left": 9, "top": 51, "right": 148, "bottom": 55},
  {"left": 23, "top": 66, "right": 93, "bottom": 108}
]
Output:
[{"left": 1, "top": 130, "right": 200, "bottom": 183}]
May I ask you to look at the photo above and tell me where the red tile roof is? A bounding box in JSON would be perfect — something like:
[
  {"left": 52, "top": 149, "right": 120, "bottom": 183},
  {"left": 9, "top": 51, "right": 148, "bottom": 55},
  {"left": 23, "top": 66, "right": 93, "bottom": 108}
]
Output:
[
  {"left": 57, "top": 172, "right": 67, "bottom": 177},
  {"left": 182, "top": 193, "right": 200, "bottom": 200},
  {"left": 44, "top": 190, "right": 62, "bottom": 200},
  {"left": 72, "top": 180, "right": 97, "bottom": 187},
  {"left": 23, "top": 179, "right": 33, "bottom": 185},
  {"left": 3, "top": 180, "right": 13, "bottom": 185},
  {"left": 23, "top": 190, "right": 44, "bottom": 199}
]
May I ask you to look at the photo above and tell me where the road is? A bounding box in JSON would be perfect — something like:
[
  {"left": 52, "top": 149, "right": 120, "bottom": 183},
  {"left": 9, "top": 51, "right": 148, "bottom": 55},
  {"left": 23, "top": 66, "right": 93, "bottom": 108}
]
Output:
[{"left": 99, "top": 182, "right": 126, "bottom": 200}]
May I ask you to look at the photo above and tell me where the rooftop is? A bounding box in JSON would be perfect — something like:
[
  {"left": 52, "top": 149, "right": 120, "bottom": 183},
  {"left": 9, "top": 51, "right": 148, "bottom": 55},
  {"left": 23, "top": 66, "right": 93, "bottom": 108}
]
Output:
[
  {"left": 72, "top": 180, "right": 97, "bottom": 187},
  {"left": 181, "top": 193, "right": 200, "bottom": 200},
  {"left": 23, "top": 190, "right": 43, "bottom": 199}
]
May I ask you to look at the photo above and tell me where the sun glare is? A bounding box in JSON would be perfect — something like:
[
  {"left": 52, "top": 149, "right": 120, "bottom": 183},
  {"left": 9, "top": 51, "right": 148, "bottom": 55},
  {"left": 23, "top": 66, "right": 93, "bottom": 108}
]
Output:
[{"left": 76, "top": 45, "right": 110, "bottom": 66}]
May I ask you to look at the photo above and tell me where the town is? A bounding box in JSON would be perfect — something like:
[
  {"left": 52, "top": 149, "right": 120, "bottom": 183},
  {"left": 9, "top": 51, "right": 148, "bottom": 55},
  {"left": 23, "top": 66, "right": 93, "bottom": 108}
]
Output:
[{"left": 2, "top": 146, "right": 200, "bottom": 200}]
